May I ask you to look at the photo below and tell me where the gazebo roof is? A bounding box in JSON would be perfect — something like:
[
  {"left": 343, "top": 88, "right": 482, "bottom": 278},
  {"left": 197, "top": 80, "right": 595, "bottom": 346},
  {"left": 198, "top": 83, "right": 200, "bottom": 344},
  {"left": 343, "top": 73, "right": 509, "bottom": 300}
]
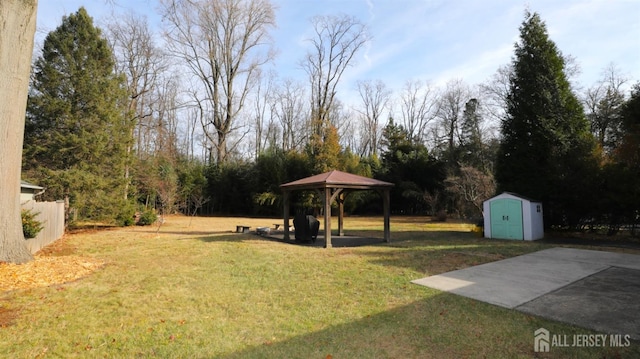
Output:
[
  {"left": 280, "top": 170, "right": 394, "bottom": 191},
  {"left": 280, "top": 170, "right": 394, "bottom": 247}
]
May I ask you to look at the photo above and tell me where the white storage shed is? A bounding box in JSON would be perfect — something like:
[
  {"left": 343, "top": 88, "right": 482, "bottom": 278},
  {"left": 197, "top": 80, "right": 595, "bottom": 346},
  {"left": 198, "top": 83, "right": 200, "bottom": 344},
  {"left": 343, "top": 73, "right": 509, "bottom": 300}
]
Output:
[{"left": 483, "top": 192, "right": 544, "bottom": 241}]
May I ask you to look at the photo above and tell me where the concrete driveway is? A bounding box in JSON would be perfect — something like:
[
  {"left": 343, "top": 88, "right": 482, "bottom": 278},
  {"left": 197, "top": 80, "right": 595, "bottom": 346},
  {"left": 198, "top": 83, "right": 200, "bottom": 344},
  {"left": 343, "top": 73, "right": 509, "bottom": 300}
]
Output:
[{"left": 412, "top": 247, "right": 640, "bottom": 340}]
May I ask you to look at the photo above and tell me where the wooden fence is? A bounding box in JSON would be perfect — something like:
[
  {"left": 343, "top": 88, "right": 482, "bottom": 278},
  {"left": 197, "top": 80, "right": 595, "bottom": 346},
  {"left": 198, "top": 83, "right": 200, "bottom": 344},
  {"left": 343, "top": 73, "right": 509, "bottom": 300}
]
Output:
[{"left": 21, "top": 200, "right": 65, "bottom": 254}]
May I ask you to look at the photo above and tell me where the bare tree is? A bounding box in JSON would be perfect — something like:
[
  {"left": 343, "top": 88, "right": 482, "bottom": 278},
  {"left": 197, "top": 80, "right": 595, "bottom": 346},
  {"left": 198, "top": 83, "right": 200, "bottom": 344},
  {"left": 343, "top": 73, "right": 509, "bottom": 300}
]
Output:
[
  {"left": 399, "top": 79, "right": 438, "bottom": 144},
  {"left": 108, "top": 12, "right": 192, "bottom": 163},
  {"left": 0, "top": 0, "right": 38, "bottom": 264},
  {"left": 435, "top": 79, "right": 471, "bottom": 157},
  {"left": 301, "top": 14, "right": 369, "bottom": 142},
  {"left": 584, "top": 63, "right": 628, "bottom": 156},
  {"left": 161, "top": 0, "right": 276, "bottom": 164},
  {"left": 480, "top": 64, "right": 511, "bottom": 126},
  {"left": 252, "top": 70, "right": 276, "bottom": 158},
  {"left": 445, "top": 166, "right": 496, "bottom": 218},
  {"left": 564, "top": 53, "right": 583, "bottom": 92},
  {"left": 271, "top": 79, "right": 309, "bottom": 152},
  {"left": 327, "top": 99, "right": 355, "bottom": 151},
  {"left": 106, "top": 11, "right": 169, "bottom": 198},
  {"left": 178, "top": 107, "right": 199, "bottom": 160},
  {"left": 356, "top": 79, "right": 391, "bottom": 156},
  {"left": 152, "top": 77, "right": 182, "bottom": 158},
  {"left": 107, "top": 12, "right": 164, "bottom": 148}
]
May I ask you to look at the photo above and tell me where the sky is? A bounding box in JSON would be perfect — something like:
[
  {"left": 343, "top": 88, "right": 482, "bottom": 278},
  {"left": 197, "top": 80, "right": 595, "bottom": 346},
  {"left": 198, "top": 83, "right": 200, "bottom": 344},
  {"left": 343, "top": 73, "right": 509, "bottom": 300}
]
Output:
[{"left": 35, "top": 0, "right": 640, "bottom": 107}]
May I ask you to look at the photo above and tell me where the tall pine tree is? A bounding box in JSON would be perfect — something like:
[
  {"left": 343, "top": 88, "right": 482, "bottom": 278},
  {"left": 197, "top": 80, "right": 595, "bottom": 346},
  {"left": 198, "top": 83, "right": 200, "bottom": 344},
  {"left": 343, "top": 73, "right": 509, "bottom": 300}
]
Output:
[
  {"left": 24, "top": 7, "right": 133, "bottom": 223},
  {"left": 495, "top": 11, "right": 598, "bottom": 228},
  {"left": 459, "top": 98, "right": 489, "bottom": 171}
]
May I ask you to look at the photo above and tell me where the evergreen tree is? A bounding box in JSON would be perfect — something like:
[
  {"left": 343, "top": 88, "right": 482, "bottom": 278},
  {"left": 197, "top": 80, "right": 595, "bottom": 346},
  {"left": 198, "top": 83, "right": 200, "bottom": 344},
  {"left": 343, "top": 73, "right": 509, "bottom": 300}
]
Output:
[
  {"left": 495, "top": 11, "right": 598, "bottom": 227},
  {"left": 459, "top": 98, "right": 488, "bottom": 171},
  {"left": 616, "top": 83, "right": 640, "bottom": 168},
  {"left": 589, "top": 87, "right": 626, "bottom": 156},
  {"left": 601, "top": 84, "right": 640, "bottom": 233},
  {"left": 24, "top": 7, "right": 133, "bottom": 223},
  {"left": 379, "top": 119, "right": 445, "bottom": 214}
]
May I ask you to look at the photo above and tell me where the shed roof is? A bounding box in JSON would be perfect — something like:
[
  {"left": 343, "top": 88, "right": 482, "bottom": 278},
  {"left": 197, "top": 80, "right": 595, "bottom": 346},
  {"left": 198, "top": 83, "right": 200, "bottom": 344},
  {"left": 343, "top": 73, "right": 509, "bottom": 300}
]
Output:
[
  {"left": 485, "top": 191, "right": 541, "bottom": 203},
  {"left": 280, "top": 170, "right": 393, "bottom": 191}
]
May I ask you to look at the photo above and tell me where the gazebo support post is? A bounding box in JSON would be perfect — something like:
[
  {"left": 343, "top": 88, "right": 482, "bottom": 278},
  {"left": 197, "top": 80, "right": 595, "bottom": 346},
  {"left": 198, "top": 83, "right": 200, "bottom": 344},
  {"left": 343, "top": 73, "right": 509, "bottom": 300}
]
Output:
[
  {"left": 337, "top": 191, "right": 345, "bottom": 236},
  {"left": 283, "top": 190, "right": 290, "bottom": 241},
  {"left": 324, "top": 187, "right": 332, "bottom": 248},
  {"left": 328, "top": 188, "right": 345, "bottom": 237},
  {"left": 382, "top": 189, "right": 391, "bottom": 242}
]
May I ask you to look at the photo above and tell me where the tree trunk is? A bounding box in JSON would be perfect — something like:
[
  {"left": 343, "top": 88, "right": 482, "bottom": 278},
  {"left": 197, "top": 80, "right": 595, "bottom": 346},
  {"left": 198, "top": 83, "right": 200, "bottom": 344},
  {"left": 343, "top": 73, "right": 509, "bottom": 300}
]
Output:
[{"left": 0, "top": 0, "right": 38, "bottom": 264}]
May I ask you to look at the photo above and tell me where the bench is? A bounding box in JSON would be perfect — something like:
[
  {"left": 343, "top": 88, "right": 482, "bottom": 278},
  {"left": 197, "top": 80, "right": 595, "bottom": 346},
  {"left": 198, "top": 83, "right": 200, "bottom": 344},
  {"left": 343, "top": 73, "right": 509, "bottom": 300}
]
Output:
[{"left": 236, "top": 225, "right": 251, "bottom": 233}]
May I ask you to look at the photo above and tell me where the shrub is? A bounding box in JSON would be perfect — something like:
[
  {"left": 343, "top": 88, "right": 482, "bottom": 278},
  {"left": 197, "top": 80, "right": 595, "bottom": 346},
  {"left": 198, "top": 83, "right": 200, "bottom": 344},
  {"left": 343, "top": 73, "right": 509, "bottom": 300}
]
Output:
[
  {"left": 116, "top": 203, "right": 136, "bottom": 227},
  {"left": 137, "top": 209, "right": 157, "bottom": 226},
  {"left": 22, "top": 209, "right": 44, "bottom": 239},
  {"left": 117, "top": 212, "right": 136, "bottom": 227},
  {"left": 433, "top": 210, "right": 448, "bottom": 222}
]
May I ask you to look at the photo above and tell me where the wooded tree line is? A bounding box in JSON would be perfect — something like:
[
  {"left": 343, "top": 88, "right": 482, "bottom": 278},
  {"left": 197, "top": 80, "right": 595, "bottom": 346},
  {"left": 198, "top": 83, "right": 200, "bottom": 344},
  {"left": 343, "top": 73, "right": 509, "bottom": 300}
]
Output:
[{"left": 22, "top": 3, "right": 639, "bottom": 235}]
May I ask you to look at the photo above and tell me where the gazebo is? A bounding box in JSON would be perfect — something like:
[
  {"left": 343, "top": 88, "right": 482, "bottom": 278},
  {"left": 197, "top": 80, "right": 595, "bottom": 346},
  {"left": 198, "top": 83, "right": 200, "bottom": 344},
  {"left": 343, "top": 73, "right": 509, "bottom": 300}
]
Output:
[{"left": 280, "top": 170, "right": 394, "bottom": 248}]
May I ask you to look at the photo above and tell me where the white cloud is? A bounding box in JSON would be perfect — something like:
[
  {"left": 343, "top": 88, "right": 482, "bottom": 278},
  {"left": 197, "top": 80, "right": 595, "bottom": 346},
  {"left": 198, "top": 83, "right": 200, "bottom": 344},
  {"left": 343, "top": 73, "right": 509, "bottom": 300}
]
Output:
[{"left": 430, "top": 43, "right": 514, "bottom": 87}]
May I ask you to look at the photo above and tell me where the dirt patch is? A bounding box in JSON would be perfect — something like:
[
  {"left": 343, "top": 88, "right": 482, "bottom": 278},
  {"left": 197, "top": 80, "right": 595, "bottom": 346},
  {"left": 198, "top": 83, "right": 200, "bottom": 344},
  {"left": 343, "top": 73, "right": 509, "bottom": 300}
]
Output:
[
  {"left": 36, "top": 234, "right": 78, "bottom": 257},
  {"left": 0, "top": 303, "right": 19, "bottom": 328}
]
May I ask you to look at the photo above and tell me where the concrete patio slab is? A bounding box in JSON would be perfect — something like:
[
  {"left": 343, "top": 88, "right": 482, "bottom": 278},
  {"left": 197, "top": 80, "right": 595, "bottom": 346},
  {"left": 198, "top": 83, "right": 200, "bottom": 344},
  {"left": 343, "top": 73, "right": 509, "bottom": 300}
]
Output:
[
  {"left": 531, "top": 246, "right": 640, "bottom": 270},
  {"left": 411, "top": 248, "right": 612, "bottom": 308},
  {"left": 517, "top": 266, "right": 640, "bottom": 340},
  {"left": 411, "top": 247, "right": 640, "bottom": 338}
]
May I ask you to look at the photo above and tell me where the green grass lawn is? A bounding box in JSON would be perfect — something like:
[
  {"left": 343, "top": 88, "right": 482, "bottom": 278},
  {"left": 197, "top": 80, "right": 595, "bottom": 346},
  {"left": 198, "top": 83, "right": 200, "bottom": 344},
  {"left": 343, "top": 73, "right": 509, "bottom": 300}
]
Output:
[{"left": 1, "top": 216, "right": 638, "bottom": 358}]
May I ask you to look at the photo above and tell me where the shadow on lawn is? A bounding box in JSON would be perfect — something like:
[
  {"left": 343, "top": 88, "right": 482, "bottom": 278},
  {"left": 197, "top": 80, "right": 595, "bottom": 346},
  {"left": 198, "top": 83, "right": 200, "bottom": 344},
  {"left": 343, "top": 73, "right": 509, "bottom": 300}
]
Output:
[
  {"left": 215, "top": 292, "right": 637, "bottom": 359},
  {"left": 347, "top": 230, "right": 550, "bottom": 275},
  {"left": 252, "top": 228, "right": 481, "bottom": 249},
  {"left": 184, "top": 228, "right": 550, "bottom": 276},
  {"left": 167, "top": 233, "right": 261, "bottom": 243},
  {"left": 214, "top": 293, "right": 493, "bottom": 359},
  {"left": 187, "top": 232, "right": 387, "bottom": 247},
  {"left": 187, "top": 231, "right": 387, "bottom": 247},
  {"left": 127, "top": 230, "right": 234, "bottom": 237}
]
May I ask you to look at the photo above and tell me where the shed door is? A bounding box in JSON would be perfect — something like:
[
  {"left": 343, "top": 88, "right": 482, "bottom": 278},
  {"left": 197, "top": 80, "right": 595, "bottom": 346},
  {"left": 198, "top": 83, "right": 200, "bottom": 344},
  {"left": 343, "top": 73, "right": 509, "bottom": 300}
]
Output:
[{"left": 490, "top": 199, "right": 523, "bottom": 240}]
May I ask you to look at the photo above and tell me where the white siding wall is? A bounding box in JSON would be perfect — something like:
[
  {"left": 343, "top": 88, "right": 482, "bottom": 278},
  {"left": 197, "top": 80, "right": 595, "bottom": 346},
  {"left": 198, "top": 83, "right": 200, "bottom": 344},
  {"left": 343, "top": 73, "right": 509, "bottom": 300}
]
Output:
[
  {"left": 529, "top": 202, "right": 545, "bottom": 240},
  {"left": 483, "top": 200, "right": 492, "bottom": 238}
]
